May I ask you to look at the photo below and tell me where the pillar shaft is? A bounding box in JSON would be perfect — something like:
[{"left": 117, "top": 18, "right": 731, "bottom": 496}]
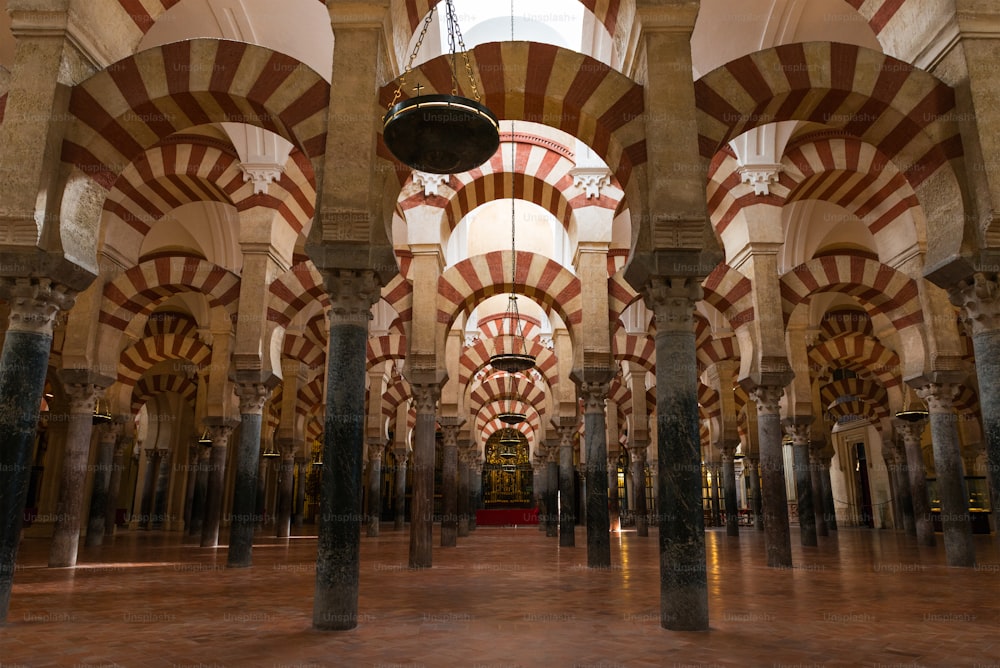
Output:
[
  {"left": 294, "top": 458, "right": 307, "bottom": 528},
  {"left": 580, "top": 382, "right": 612, "bottom": 568},
  {"left": 188, "top": 442, "right": 211, "bottom": 536},
  {"left": 808, "top": 446, "right": 829, "bottom": 537},
  {"left": 644, "top": 277, "right": 708, "bottom": 631},
  {"left": 754, "top": 387, "right": 792, "bottom": 567},
  {"left": 276, "top": 452, "right": 295, "bottom": 538},
  {"left": 557, "top": 426, "right": 576, "bottom": 547},
  {"left": 745, "top": 458, "right": 764, "bottom": 531},
  {"left": 606, "top": 456, "right": 620, "bottom": 533},
  {"left": 227, "top": 382, "right": 270, "bottom": 567},
  {"left": 469, "top": 459, "right": 482, "bottom": 531},
  {"left": 784, "top": 421, "right": 817, "bottom": 547},
  {"left": 722, "top": 450, "right": 739, "bottom": 537},
  {"left": 366, "top": 443, "right": 383, "bottom": 538},
  {"left": 631, "top": 442, "right": 649, "bottom": 537},
  {"left": 820, "top": 458, "right": 837, "bottom": 531},
  {"left": 546, "top": 457, "right": 559, "bottom": 538},
  {"left": 408, "top": 384, "right": 439, "bottom": 567},
  {"left": 917, "top": 383, "right": 975, "bottom": 567},
  {"left": 0, "top": 279, "right": 73, "bottom": 620},
  {"left": 85, "top": 421, "right": 122, "bottom": 547},
  {"left": 201, "top": 427, "right": 233, "bottom": 548},
  {"left": 457, "top": 448, "right": 471, "bottom": 537},
  {"left": 890, "top": 438, "right": 916, "bottom": 535},
  {"left": 105, "top": 440, "right": 127, "bottom": 537},
  {"left": 708, "top": 463, "right": 722, "bottom": 528},
  {"left": 393, "top": 451, "right": 407, "bottom": 530},
  {"left": 439, "top": 420, "right": 463, "bottom": 548}
]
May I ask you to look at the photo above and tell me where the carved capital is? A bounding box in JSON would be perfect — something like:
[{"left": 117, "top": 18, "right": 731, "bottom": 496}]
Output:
[
  {"left": 410, "top": 383, "right": 441, "bottom": 415},
  {"left": 781, "top": 417, "right": 813, "bottom": 446},
  {"left": 64, "top": 382, "right": 102, "bottom": 415},
  {"left": 321, "top": 269, "right": 380, "bottom": 324},
  {"left": 439, "top": 416, "right": 464, "bottom": 447},
  {"left": 629, "top": 440, "right": 648, "bottom": 463},
  {"left": 641, "top": 276, "right": 702, "bottom": 333},
  {"left": 367, "top": 440, "right": 385, "bottom": 461},
  {"left": 751, "top": 385, "right": 784, "bottom": 416},
  {"left": 240, "top": 162, "right": 285, "bottom": 195},
  {"left": 204, "top": 423, "right": 235, "bottom": 447},
  {"left": 577, "top": 381, "right": 610, "bottom": 414},
  {"left": 894, "top": 418, "right": 927, "bottom": 446},
  {"left": 97, "top": 417, "right": 126, "bottom": 443},
  {"left": 737, "top": 163, "right": 782, "bottom": 196},
  {"left": 570, "top": 166, "right": 611, "bottom": 199},
  {"left": 914, "top": 383, "right": 959, "bottom": 414},
  {"left": 235, "top": 381, "right": 270, "bottom": 415},
  {"left": 949, "top": 272, "right": 1000, "bottom": 336},
  {"left": 413, "top": 171, "right": 450, "bottom": 197},
  {"left": 0, "top": 277, "right": 76, "bottom": 335}
]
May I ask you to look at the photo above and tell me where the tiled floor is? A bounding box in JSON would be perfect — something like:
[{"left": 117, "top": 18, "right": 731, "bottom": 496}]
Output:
[{"left": 0, "top": 524, "right": 998, "bottom": 667}]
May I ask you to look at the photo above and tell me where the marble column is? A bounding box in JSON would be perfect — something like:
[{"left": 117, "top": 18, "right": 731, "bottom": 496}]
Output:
[
  {"left": 227, "top": 381, "right": 270, "bottom": 567},
  {"left": 393, "top": 449, "right": 408, "bottom": 530},
  {"left": 644, "top": 277, "right": 708, "bottom": 631},
  {"left": 896, "top": 417, "right": 935, "bottom": 546},
  {"left": 188, "top": 439, "right": 212, "bottom": 537},
  {"left": 916, "top": 383, "right": 975, "bottom": 567},
  {"left": 579, "top": 381, "right": 612, "bottom": 568},
  {"left": 138, "top": 448, "right": 160, "bottom": 530},
  {"left": 818, "top": 454, "right": 837, "bottom": 531},
  {"left": 408, "top": 383, "right": 440, "bottom": 567},
  {"left": 534, "top": 453, "right": 548, "bottom": 533},
  {"left": 85, "top": 419, "right": 123, "bottom": 547},
  {"left": 457, "top": 445, "right": 472, "bottom": 537},
  {"left": 808, "top": 444, "right": 829, "bottom": 537},
  {"left": 313, "top": 269, "right": 378, "bottom": 631},
  {"left": 152, "top": 450, "right": 171, "bottom": 529},
  {"left": 708, "top": 462, "right": 722, "bottom": 528},
  {"left": 606, "top": 455, "right": 620, "bottom": 533},
  {"left": 275, "top": 441, "right": 296, "bottom": 539},
  {"left": 0, "top": 278, "right": 74, "bottom": 621},
  {"left": 294, "top": 457, "right": 307, "bottom": 528},
  {"left": 469, "top": 455, "right": 483, "bottom": 531},
  {"left": 104, "top": 437, "right": 128, "bottom": 537},
  {"left": 182, "top": 443, "right": 198, "bottom": 531},
  {"left": 201, "top": 424, "right": 235, "bottom": 548},
  {"left": 949, "top": 273, "right": 1000, "bottom": 545},
  {"left": 48, "top": 381, "right": 104, "bottom": 567},
  {"left": 889, "top": 436, "right": 916, "bottom": 535},
  {"left": 439, "top": 418, "right": 463, "bottom": 548},
  {"left": 366, "top": 440, "right": 384, "bottom": 538},
  {"left": 556, "top": 422, "right": 577, "bottom": 547},
  {"left": 546, "top": 444, "right": 559, "bottom": 538},
  {"left": 631, "top": 442, "right": 650, "bottom": 536},
  {"left": 752, "top": 386, "right": 793, "bottom": 567},
  {"left": 721, "top": 445, "right": 739, "bottom": 537},
  {"left": 745, "top": 457, "right": 764, "bottom": 531},
  {"left": 784, "top": 420, "right": 817, "bottom": 547}
]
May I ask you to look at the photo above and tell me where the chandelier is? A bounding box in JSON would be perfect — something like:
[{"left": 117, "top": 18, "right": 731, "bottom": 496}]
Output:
[
  {"left": 498, "top": 427, "right": 520, "bottom": 459},
  {"left": 92, "top": 397, "right": 112, "bottom": 425},
  {"left": 895, "top": 385, "right": 928, "bottom": 422},
  {"left": 382, "top": 0, "right": 499, "bottom": 174},
  {"left": 198, "top": 428, "right": 212, "bottom": 445},
  {"left": 262, "top": 442, "right": 281, "bottom": 458}
]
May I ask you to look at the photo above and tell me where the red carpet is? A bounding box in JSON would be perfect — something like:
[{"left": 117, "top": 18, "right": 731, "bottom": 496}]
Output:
[{"left": 475, "top": 508, "right": 539, "bottom": 525}]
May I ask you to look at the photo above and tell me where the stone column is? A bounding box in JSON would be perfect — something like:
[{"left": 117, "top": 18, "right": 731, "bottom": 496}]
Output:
[
  {"left": 105, "top": 436, "right": 128, "bottom": 537},
  {"left": 227, "top": 381, "right": 269, "bottom": 567},
  {"left": 439, "top": 418, "right": 463, "bottom": 548},
  {"left": 182, "top": 442, "right": 198, "bottom": 531},
  {"left": 606, "top": 454, "right": 620, "bottom": 533},
  {"left": 294, "top": 457, "right": 307, "bottom": 528},
  {"left": 188, "top": 439, "right": 212, "bottom": 537},
  {"left": 408, "top": 383, "right": 440, "bottom": 567},
  {"left": 457, "top": 443, "right": 472, "bottom": 537},
  {"left": 152, "top": 450, "right": 171, "bottom": 529},
  {"left": 393, "top": 449, "right": 408, "bottom": 530},
  {"left": 313, "top": 269, "right": 378, "bottom": 630},
  {"left": 889, "top": 435, "right": 916, "bottom": 536},
  {"left": 577, "top": 462, "right": 588, "bottom": 525},
  {"left": 643, "top": 277, "right": 708, "bottom": 631},
  {"left": 578, "top": 381, "right": 612, "bottom": 568},
  {"left": 897, "top": 417, "right": 935, "bottom": 544},
  {"left": 545, "top": 443, "right": 559, "bottom": 538},
  {"left": 818, "top": 454, "right": 837, "bottom": 531},
  {"left": 467, "top": 455, "right": 482, "bottom": 531},
  {"left": 366, "top": 440, "right": 384, "bottom": 538},
  {"left": 555, "top": 420, "right": 577, "bottom": 547},
  {"left": 708, "top": 462, "right": 722, "bottom": 528},
  {"left": 916, "top": 383, "right": 975, "bottom": 567},
  {"left": 48, "top": 381, "right": 105, "bottom": 567},
  {"left": 85, "top": 419, "right": 123, "bottom": 547},
  {"left": 0, "top": 278, "right": 75, "bottom": 620},
  {"left": 752, "top": 386, "right": 793, "bottom": 567},
  {"left": 745, "top": 457, "right": 764, "bottom": 531},
  {"left": 201, "top": 424, "right": 235, "bottom": 548},
  {"left": 533, "top": 454, "right": 548, "bottom": 532},
  {"left": 275, "top": 440, "right": 296, "bottom": 538},
  {"left": 721, "top": 444, "right": 739, "bottom": 537},
  {"left": 631, "top": 442, "right": 650, "bottom": 536},
  {"left": 783, "top": 419, "right": 817, "bottom": 547},
  {"left": 138, "top": 448, "right": 160, "bottom": 530},
  {"left": 949, "top": 274, "right": 1000, "bottom": 544},
  {"left": 808, "top": 443, "right": 829, "bottom": 537}
]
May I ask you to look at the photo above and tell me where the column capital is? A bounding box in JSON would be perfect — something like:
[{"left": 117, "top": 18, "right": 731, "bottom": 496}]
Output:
[
  {"left": 749, "top": 385, "right": 784, "bottom": 416},
  {"left": 202, "top": 420, "right": 237, "bottom": 447},
  {"left": 410, "top": 383, "right": 441, "bottom": 415},
  {"left": 438, "top": 416, "right": 465, "bottom": 447},
  {"left": 0, "top": 277, "right": 76, "bottom": 335},
  {"left": 320, "top": 269, "right": 380, "bottom": 324},
  {"left": 97, "top": 417, "right": 127, "bottom": 443},
  {"left": 235, "top": 381, "right": 271, "bottom": 415},
  {"left": 62, "top": 382, "right": 103, "bottom": 415},
  {"left": 914, "top": 382, "right": 960, "bottom": 414},
  {"left": 948, "top": 272, "right": 1000, "bottom": 336},
  {"left": 366, "top": 439, "right": 385, "bottom": 461},
  {"left": 577, "top": 380, "right": 611, "bottom": 414},
  {"left": 894, "top": 418, "right": 928, "bottom": 445},
  {"left": 781, "top": 416, "right": 813, "bottom": 445},
  {"left": 641, "top": 276, "right": 702, "bottom": 333}
]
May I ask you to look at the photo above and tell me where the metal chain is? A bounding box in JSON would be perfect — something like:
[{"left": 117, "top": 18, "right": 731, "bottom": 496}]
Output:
[
  {"left": 388, "top": 5, "right": 437, "bottom": 109},
  {"left": 449, "top": 0, "right": 481, "bottom": 101},
  {"left": 445, "top": 0, "right": 460, "bottom": 95}
]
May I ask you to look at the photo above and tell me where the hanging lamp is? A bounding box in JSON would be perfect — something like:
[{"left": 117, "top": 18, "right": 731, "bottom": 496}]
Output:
[
  {"left": 382, "top": 0, "right": 499, "bottom": 174},
  {"left": 895, "top": 385, "right": 929, "bottom": 422},
  {"left": 498, "top": 428, "right": 520, "bottom": 459},
  {"left": 198, "top": 429, "right": 213, "bottom": 445},
  {"left": 92, "top": 397, "right": 112, "bottom": 425},
  {"left": 262, "top": 442, "right": 281, "bottom": 458}
]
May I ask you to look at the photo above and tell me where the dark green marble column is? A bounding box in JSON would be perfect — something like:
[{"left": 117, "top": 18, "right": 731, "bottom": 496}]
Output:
[
  {"left": 439, "top": 418, "right": 463, "bottom": 548},
  {"left": 579, "top": 380, "right": 612, "bottom": 568},
  {"left": 393, "top": 449, "right": 408, "bottom": 530},
  {"left": 745, "top": 457, "right": 764, "bottom": 531},
  {"left": 201, "top": 425, "right": 234, "bottom": 547},
  {"left": 784, "top": 420, "right": 817, "bottom": 547},
  {"left": 721, "top": 446, "right": 739, "bottom": 537},
  {"left": 469, "top": 456, "right": 482, "bottom": 531},
  {"left": 556, "top": 422, "right": 577, "bottom": 547},
  {"left": 366, "top": 440, "right": 383, "bottom": 538},
  {"left": 85, "top": 420, "right": 123, "bottom": 547},
  {"left": 188, "top": 439, "right": 211, "bottom": 537},
  {"left": 458, "top": 444, "right": 472, "bottom": 537},
  {"left": 546, "top": 448, "right": 559, "bottom": 538},
  {"left": 408, "top": 383, "right": 440, "bottom": 568},
  {"left": 897, "top": 418, "right": 935, "bottom": 545},
  {"left": 0, "top": 278, "right": 74, "bottom": 621},
  {"left": 294, "top": 457, "right": 307, "bottom": 528},
  {"left": 644, "top": 277, "right": 708, "bottom": 631},
  {"left": 227, "top": 381, "right": 270, "bottom": 567},
  {"left": 313, "top": 269, "right": 377, "bottom": 630},
  {"left": 276, "top": 444, "right": 295, "bottom": 539},
  {"left": 753, "top": 386, "right": 793, "bottom": 568},
  {"left": 888, "top": 436, "right": 915, "bottom": 535},
  {"left": 631, "top": 442, "right": 649, "bottom": 537},
  {"left": 808, "top": 444, "right": 829, "bottom": 537}
]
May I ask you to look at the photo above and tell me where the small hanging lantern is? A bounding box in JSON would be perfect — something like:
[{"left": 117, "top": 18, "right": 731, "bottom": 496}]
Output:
[
  {"left": 382, "top": 0, "right": 499, "bottom": 174},
  {"left": 895, "top": 385, "right": 928, "bottom": 422},
  {"left": 198, "top": 429, "right": 213, "bottom": 445},
  {"left": 92, "top": 397, "right": 112, "bottom": 425}
]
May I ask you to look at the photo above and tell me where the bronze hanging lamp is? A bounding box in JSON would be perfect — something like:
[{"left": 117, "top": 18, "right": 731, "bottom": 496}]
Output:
[
  {"left": 895, "top": 385, "right": 928, "bottom": 422},
  {"left": 382, "top": 0, "right": 499, "bottom": 174},
  {"left": 92, "top": 397, "right": 112, "bottom": 425}
]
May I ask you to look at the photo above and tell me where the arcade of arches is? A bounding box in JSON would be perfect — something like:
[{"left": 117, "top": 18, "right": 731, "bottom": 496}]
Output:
[{"left": 0, "top": 0, "right": 999, "bottom": 664}]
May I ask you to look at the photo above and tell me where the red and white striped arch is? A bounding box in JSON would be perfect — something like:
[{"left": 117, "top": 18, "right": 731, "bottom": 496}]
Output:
[
  {"left": 63, "top": 40, "right": 329, "bottom": 191},
  {"left": 702, "top": 263, "right": 755, "bottom": 329},
  {"left": 612, "top": 329, "right": 655, "bottom": 371},
  {"left": 476, "top": 311, "right": 543, "bottom": 342},
  {"left": 695, "top": 43, "right": 961, "bottom": 190},
  {"left": 779, "top": 257, "right": 921, "bottom": 329},
  {"left": 824, "top": 397, "right": 880, "bottom": 427},
  {"left": 100, "top": 257, "right": 241, "bottom": 331},
  {"left": 458, "top": 337, "right": 558, "bottom": 391},
  {"left": 478, "top": 416, "right": 535, "bottom": 446},
  {"left": 267, "top": 264, "right": 329, "bottom": 329},
  {"left": 475, "top": 400, "right": 543, "bottom": 434},
  {"left": 378, "top": 43, "right": 646, "bottom": 193},
  {"left": 694, "top": 315, "right": 740, "bottom": 370},
  {"left": 698, "top": 382, "right": 720, "bottom": 420},
  {"left": 367, "top": 334, "right": 407, "bottom": 369},
  {"left": 131, "top": 372, "right": 198, "bottom": 414},
  {"left": 820, "top": 378, "right": 889, "bottom": 422},
  {"left": 118, "top": 333, "right": 211, "bottom": 384},
  {"left": 282, "top": 316, "right": 326, "bottom": 372},
  {"left": 809, "top": 333, "right": 901, "bottom": 389},
  {"left": 820, "top": 308, "right": 874, "bottom": 339},
  {"left": 381, "top": 376, "right": 412, "bottom": 423},
  {"left": 468, "top": 372, "right": 548, "bottom": 414},
  {"left": 297, "top": 374, "right": 325, "bottom": 418},
  {"left": 437, "top": 251, "right": 583, "bottom": 342},
  {"left": 382, "top": 275, "right": 413, "bottom": 328}
]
